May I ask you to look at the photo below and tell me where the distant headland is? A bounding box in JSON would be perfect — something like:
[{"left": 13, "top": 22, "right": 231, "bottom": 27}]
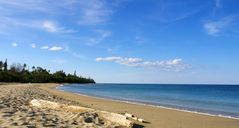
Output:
[{"left": 0, "top": 59, "right": 95, "bottom": 83}]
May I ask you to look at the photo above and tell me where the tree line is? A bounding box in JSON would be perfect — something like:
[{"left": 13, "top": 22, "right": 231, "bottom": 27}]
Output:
[{"left": 0, "top": 59, "right": 95, "bottom": 83}]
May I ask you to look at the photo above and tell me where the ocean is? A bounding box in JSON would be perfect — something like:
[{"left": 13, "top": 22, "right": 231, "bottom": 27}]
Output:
[{"left": 57, "top": 83, "right": 239, "bottom": 119}]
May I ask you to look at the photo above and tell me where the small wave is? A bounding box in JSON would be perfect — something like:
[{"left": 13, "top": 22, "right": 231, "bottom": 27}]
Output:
[{"left": 70, "top": 91, "right": 239, "bottom": 120}]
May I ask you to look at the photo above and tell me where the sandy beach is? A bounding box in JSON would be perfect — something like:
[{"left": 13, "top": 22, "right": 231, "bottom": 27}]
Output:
[{"left": 0, "top": 83, "right": 239, "bottom": 128}]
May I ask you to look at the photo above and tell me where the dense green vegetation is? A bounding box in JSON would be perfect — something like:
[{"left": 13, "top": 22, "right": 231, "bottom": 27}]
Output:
[{"left": 0, "top": 59, "right": 95, "bottom": 83}]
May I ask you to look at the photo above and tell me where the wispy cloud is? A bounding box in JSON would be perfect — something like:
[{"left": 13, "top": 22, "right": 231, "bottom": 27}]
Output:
[
  {"left": 78, "top": 0, "right": 114, "bottom": 25},
  {"left": 0, "top": 1, "right": 48, "bottom": 13},
  {"left": 42, "top": 21, "right": 61, "bottom": 33},
  {"left": 12, "top": 43, "right": 18, "bottom": 47},
  {"left": 85, "top": 30, "right": 112, "bottom": 45},
  {"left": 0, "top": 0, "right": 124, "bottom": 36},
  {"left": 0, "top": 0, "right": 76, "bottom": 13},
  {"left": 0, "top": 16, "right": 75, "bottom": 34},
  {"left": 0, "top": 0, "right": 76, "bottom": 34},
  {"left": 204, "top": 15, "right": 238, "bottom": 35},
  {"left": 0, "top": 0, "right": 122, "bottom": 26},
  {"left": 41, "top": 20, "right": 75, "bottom": 33},
  {"left": 96, "top": 56, "right": 186, "bottom": 71},
  {"left": 150, "top": 1, "right": 202, "bottom": 23}
]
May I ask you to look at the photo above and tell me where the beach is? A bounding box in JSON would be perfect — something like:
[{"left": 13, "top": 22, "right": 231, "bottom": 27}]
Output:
[{"left": 0, "top": 83, "right": 239, "bottom": 128}]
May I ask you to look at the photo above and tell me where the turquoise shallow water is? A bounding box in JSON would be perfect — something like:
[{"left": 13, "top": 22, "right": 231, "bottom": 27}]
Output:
[{"left": 57, "top": 84, "right": 239, "bottom": 118}]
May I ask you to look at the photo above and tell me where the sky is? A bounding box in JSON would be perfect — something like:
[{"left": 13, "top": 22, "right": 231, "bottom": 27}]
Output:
[{"left": 0, "top": 0, "right": 239, "bottom": 84}]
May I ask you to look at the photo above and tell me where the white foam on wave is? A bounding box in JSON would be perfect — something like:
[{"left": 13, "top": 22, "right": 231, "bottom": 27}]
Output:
[{"left": 55, "top": 84, "right": 63, "bottom": 89}]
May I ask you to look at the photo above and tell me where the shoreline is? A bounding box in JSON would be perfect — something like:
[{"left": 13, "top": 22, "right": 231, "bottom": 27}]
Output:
[
  {"left": 59, "top": 89, "right": 239, "bottom": 121},
  {"left": 40, "top": 84, "right": 239, "bottom": 128},
  {"left": 56, "top": 84, "right": 239, "bottom": 121}
]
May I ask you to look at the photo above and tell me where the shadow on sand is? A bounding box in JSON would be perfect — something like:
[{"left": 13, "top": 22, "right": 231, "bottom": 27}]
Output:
[
  {"left": 133, "top": 124, "right": 145, "bottom": 128},
  {"left": 133, "top": 121, "right": 151, "bottom": 128}
]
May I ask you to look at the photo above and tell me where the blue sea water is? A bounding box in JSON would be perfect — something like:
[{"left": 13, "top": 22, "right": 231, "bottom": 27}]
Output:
[{"left": 57, "top": 84, "right": 239, "bottom": 119}]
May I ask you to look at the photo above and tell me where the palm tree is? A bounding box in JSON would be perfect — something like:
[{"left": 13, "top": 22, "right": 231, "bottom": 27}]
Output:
[
  {"left": 32, "top": 66, "right": 35, "bottom": 71},
  {"left": 23, "top": 63, "right": 27, "bottom": 71},
  {"left": 3, "top": 59, "right": 7, "bottom": 71}
]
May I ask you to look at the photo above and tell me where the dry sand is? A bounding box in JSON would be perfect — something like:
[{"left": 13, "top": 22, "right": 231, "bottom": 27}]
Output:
[{"left": 0, "top": 83, "right": 239, "bottom": 128}]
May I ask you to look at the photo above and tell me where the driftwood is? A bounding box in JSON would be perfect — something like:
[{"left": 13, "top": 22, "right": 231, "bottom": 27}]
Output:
[
  {"left": 30, "top": 99, "right": 133, "bottom": 127},
  {"left": 101, "top": 111, "right": 133, "bottom": 127},
  {"left": 125, "top": 113, "right": 147, "bottom": 123}
]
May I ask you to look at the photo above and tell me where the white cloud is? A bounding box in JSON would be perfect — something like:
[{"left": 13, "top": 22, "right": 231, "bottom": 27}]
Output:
[
  {"left": 96, "top": 56, "right": 124, "bottom": 62},
  {"left": 204, "top": 16, "right": 238, "bottom": 35},
  {"left": 30, "top": 43, "right": 36, "bottom": 48},
  {"left": 40, "top": 46, "right": 49, "bottom": 50},
  {"left": 12, "top": 43, "right": 18, "bottom": 47},
  {"left": 141, "top": 59, "right": 183, "bottom": 69},
  {"left": 48, "top": 46, "right": 63, "bottom": 51},
  {"left": 95, "top": 56, "right": 143, "bottom": 66},
  {"left": 41, "top": 45, "right": 68, "bottom": 51},
  {"left": 95, "top": 56, "right": 186, "bottom": 71}
]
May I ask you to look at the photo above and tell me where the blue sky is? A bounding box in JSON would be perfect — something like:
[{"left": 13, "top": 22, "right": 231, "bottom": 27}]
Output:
[{"left": 0, "top": 0, "right": 239, "bottom": 84}]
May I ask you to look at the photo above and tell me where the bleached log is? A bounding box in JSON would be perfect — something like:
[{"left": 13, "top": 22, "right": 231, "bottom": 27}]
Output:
[
  {"left": 125, "top": 113, "right": 134, "bottom": 118},
  {"left": 30, "top": 99, "right": 134, "bottom": 127},
  {"left": 101, "top": 111, "right": 134, "bottom": 127}
]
